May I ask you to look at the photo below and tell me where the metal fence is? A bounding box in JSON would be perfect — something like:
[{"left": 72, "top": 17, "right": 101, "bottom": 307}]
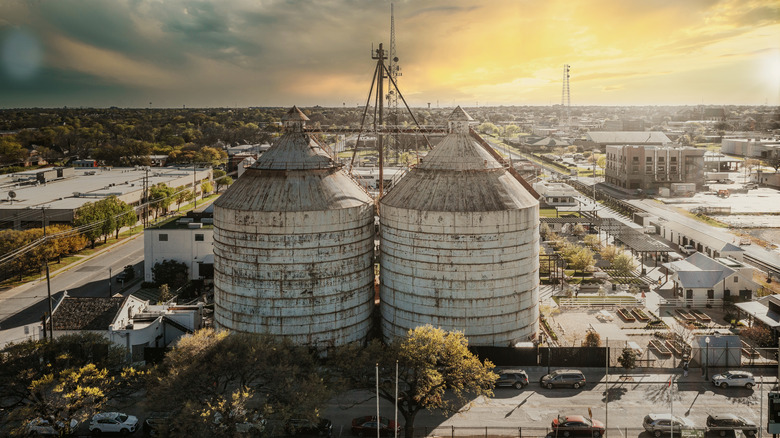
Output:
[{"left": 407, "top": 426, "right": 709, "bottom": 438}]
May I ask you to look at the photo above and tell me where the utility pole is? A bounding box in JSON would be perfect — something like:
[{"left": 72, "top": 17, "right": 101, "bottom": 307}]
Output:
[
  {"left": 605, "top": 338, "right": 609, "bottom": 436},
  {"left": 193, "top": 163, "right": 197, "bottom": 209},
  {"left": 42, "top": 206, "right": 54, "bottom": 340},
  {"left": 108, "top": 267, "right": 112, "bottom": 297}
]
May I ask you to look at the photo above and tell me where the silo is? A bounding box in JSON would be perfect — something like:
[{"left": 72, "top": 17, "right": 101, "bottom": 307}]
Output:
[
  {"left": 213, "top": 106, "right": 375, "bottom": 347},
  {"left": 380, "top": 106, "right": 539, "bottom": 346}
]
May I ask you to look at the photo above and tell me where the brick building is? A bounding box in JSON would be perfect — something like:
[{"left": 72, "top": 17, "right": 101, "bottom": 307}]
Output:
[{"left": 605, "top": 145, "right": 705, "bottom": 192}]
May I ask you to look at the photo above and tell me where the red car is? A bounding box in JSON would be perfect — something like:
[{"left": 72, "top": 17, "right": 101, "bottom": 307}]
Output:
[
  {"left": 551, "top": 415, "right": 605, "bottom": 437},
  {"left": 351, "top": 416, "right": 400, "bottom": 437}
]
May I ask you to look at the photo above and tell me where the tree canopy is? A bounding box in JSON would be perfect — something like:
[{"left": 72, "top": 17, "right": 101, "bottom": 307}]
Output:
[{"left": 331, "top": 325, "right": 498, "bottom": 438}]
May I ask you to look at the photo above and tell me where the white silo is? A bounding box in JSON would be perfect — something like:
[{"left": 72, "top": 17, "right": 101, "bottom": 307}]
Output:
[
  {"left": 379, "top": 106, "right": 540, "bottom": 346},
  {"left": 213, "top": 106, "right": 376, "bottom": 347}
]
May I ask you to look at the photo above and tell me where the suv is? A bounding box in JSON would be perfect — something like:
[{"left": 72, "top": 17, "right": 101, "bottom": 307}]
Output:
[
  {"left": 495, "top": 370, "right": 529, "bottom": 389},
  {"left": 706, "top": 414, "right": 758, "bottom": 436},
  {"left": 643, "top": 413, "right": 695, "bottom": 437},
  {"left": 539, "top": 370, "right": 586, "bottom": 389},
  {"left": 89, "top": 412, "right": 139, "bottom": 435},
  {"left": 712, "top": 371, "right": 755, "bottom": 389}
]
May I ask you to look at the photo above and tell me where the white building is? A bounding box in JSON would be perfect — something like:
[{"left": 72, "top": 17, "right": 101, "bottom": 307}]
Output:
[
  {"left": 144, "top": 214, "right": 214, "bottom": 282},
  {"left": 663, "top": 252, "right": 757, "bottom": 305},
  {"left": 533, "top": 181, "right": 578, "bottom": 207},
  {"left": 51, "top": 293, "right": 203, "bottom": 362}
]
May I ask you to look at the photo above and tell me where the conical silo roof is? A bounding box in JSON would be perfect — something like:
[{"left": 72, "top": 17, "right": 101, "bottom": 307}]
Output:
[
  {"left": 215, "top": 106, "right": 373, "bottom": 212},
  {"left": 381, "top": 108, "right": 537, "bottom": 212}
]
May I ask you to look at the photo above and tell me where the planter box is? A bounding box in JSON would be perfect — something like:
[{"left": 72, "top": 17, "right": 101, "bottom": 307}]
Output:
[
  {"left": 675, "top": 309, "right": 696, "bottom": 323},
  {"left": 631, "top": 307, "right": 651, "bottom": 322},
  {"left": 617, "top": 307, "right": 636, "bottom": 322},
  {"left": 690, "top": 309, "right": 711, "bottom": 322},
  {"left": 665, "top": 340, "right": 687, "bottom": 356},
  {"left": 649, "top": 339, "right": 672, "bottom": 355}
]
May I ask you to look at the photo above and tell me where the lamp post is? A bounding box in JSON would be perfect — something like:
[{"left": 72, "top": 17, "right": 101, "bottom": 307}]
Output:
[{"left": 704, "top": 336, "right": 711, "bottom": 380}]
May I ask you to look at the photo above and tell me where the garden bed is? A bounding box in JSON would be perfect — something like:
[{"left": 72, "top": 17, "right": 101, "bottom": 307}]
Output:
[
  {"left": 690, "top": 309, "right": 711, "bottom": 322},
  {"left": 631, "top": 307, "right": 651, "bottom": 322},
  {"left": 741, "top": 340, "right": 760, "bottom": 359},
  {"left": 649, "top": 339, "right": 672, "bottom": 355},
  {"left": 617, "top": 307, "right": 636, "bottom": 322},
  {"left": 675, "top": 309, "right": 696, "bottom": 323}
]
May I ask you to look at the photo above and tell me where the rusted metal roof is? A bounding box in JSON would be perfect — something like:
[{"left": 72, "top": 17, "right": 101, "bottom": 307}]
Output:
[
  {"left": 382, "top": 120, "right": 537, "bottom": 212},
  {"left": 52, "top": 297, "right": 125, "bottom": 330},
  {"left": 215, "top": 106, "right": 373, "bottom": 212},
  {"left": 282, "top": 105, "right": 309, "bottom": 122},
  {"left": 449, "top": 105, "right": 474, "bottom": 121}
]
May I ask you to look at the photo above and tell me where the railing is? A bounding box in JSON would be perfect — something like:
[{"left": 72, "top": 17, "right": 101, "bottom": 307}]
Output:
[
  {"left": 558, "top": 296, "right": 638, "bottom": 308},
  {"left": 407, "top": 427, "right": 708, "bottom": 438}
]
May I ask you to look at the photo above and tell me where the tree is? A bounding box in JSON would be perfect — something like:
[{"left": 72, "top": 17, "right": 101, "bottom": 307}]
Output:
[
  {"left": 201, "top": 180, "right": 214, "bottom": 196},
  {"left": 213, "top": 170, "right": 233, "bottom": 193},
  {"left": 148, "top": 183, "right": 176, "bottom": 219},
  {"left": 194, "top": 146, "right": 227, "bottom": 167},
  {"left": 152, "top": 259, "right": 189, "bottom": 289},
  {"left": 73, "top": 201, "right": 104, "bottom": 248},
  {"left": 616, "top": 347, "right": 637, "bottom": 374},
  {"left": 611, "top": 252, "right": 637, "bottom": 276},
  {"left": 0, "top": 136, "right": 28, "bottom": 165},
  {"left": 568, "top": 246, "right": 595, "bottom": 274},
  {"left": 572, "top": 224, "right": 586, "bottom": 237},
  {"left": 174, "top": 186, "right": 194, "bottom": 211},
  {"left": 583, "top": 234, "right": 600, "bottom": 249},
  {"left": 741, "top": 325, "right": 773, "bottom": 347},
  {"left": 149, "top": 329, "right": 330, "bottom": 437},
  {"left": 332, "top": 325, "right": 498, "bottom": 438},
  {"left": 600, "top": 245, "right": 620, "bottom": 263},
  {"left": 584, "top": 331, "right": 601, "bottom": 347}
]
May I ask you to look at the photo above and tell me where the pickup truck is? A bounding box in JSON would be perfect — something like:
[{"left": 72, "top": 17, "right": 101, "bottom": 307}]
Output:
[{"left": 679, "top": 244, "right": 696, "bottom": 255}]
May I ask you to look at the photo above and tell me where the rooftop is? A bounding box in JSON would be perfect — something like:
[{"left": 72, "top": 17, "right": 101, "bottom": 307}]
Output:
[{"left": 53, "top": 296, "right": 125, "bottom": 331}]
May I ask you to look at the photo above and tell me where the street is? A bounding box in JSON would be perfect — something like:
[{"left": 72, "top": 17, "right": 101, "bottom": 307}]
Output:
[
  {"left": 0, "top": 233, "right": 144, "bottom": 347},
  {"left": 322, "top": 367, "right": 766, "bottom": 437}
]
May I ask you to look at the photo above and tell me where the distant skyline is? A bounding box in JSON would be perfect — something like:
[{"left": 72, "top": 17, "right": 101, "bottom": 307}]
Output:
[{"left": 1, "top": 0, "right": 779, "bottom": 109}]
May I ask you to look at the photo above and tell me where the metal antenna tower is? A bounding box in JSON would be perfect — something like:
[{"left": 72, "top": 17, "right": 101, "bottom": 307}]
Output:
[
  {"left": 387, "top": 3, "right": 402, "bottom": 155},
  {"left": 562, "top": 64, "right": 571, "bottom": 131}
]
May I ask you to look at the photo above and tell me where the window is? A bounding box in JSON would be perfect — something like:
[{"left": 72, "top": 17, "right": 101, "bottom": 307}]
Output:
[
  {"left": 734, "top": 276, "right": 738, "bottom": 282},
  {"left": 646, "top": 157, "right": 652, "bottom": 162},
  {"left": 158, "top": 234, "right": 168, "bottom": 242},
  {"left": 195, "top": 233, "right": 204, "bottom": 242},
  {"left": 633, "top": 156, "right": 639, "bottom": 161},
  {"left": 671, "top": 156, "right": 677, "bottom": 162}
]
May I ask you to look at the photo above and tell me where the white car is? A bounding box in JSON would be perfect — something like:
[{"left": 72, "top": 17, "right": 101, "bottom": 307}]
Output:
[
  {"left": 679, "top": 245, "right": 696, "bottom": 255},
  {"left": 712, "top": 371, "right": 755, "bottom": 389},
  {"left": 26, "top": 417, "right": 79, "bottom": 436},
  {"left": 89, "top": 412, "right": 139, "bottom": 435}
]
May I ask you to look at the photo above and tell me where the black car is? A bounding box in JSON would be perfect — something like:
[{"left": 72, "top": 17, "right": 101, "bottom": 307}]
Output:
[
  {"left": 285, "top": 418, "right": 333, "bottom": 437},
  {"left": 495, "top": 371, "right": 529, "bottom": 389},
  {"left": 706, "top": 414, "right": 758, "bottom": 437}
]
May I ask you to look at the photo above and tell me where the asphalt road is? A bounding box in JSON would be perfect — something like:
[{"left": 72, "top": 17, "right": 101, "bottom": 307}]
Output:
[
  {"left": 0, "top": 233, "right": 144, "bottom": 347},
  {"left": 322, "top": 367, "right": 768, "bottom": 437}
]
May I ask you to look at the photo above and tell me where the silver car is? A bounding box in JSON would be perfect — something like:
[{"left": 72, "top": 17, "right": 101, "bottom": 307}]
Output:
[
  {"left": 711, "top": 371, "right": 755, "bottom": 389},
  {"left": 643, "top": 413, "right": 695, "bottom": 437}
]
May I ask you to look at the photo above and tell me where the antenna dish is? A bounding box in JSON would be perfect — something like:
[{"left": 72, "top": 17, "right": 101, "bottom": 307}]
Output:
[
  {"left": 393, "top": 56, "right": 399, "bottom": 62},
  {"left": 8, "top": 191, "right": 16, "bottom": 199}
]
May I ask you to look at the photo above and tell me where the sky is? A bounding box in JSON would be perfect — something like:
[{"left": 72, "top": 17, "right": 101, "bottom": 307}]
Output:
[{"left": 1, "top": 0, "right": 779, "bottom": 108}]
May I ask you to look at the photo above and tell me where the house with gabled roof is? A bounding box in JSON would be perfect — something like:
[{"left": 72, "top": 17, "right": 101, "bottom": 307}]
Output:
[{"left": 663, "top": 253, "right": 757, "bottom": 306}]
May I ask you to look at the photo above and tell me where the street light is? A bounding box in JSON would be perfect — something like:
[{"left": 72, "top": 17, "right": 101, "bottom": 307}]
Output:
[{"left": 704, "top": 336, "right": 711, "bottom": 380}]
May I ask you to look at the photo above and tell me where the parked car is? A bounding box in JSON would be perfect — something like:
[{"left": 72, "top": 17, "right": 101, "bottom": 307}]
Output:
[
  {"left": 711, "top": 371, "right": 755, "bottom": 389},
  {"left": 706, "top": 413, "right": 758, "bottom": 436},
  {"left": 642, "top": 413, "right": 695, "bottom": 437},
  {"left": 495, "top": 370, "right": 529, "bottom": 389},
  {"left": 551, "top": 414, "right": 605, "bottom": 437},
  {"left": 143, "top": 411, "right": 174, "bottom": 436},
  {"left": 89, "top": 412, "right": 139, "bottom": 435},
  {"left": 539, "top": 370, "right": 586, "bottom": 389},
  {"left": 285, "top": 418, "right": 333, "bottom": 437},
  {"left": 26, "top": 417, "right": 79, "bottom": 436},
  {"left": 213, "top": 411, "right": 266, "bottom": 435},
  {"left": 350, "top": 416, "right": 400, "bottom": 437},
  {"left": 679, "top": 245, "right": 696, "bottom": 255}
]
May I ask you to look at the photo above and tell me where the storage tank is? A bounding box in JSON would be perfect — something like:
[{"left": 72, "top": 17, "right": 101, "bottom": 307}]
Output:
[
  {"left": 213, "top": 106, "right": 375, "bottom": 347},
  {"left": 380, "top": 106, "right": 539, "bottom": 346}
]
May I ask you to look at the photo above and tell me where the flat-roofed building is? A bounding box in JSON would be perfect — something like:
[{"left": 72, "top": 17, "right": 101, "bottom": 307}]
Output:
[
  {"left": 605, "top": 145, "right": 705, "bottom": 192},
  {"left": 0, "top": 166, "right": 212, "bottom": 229}
]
